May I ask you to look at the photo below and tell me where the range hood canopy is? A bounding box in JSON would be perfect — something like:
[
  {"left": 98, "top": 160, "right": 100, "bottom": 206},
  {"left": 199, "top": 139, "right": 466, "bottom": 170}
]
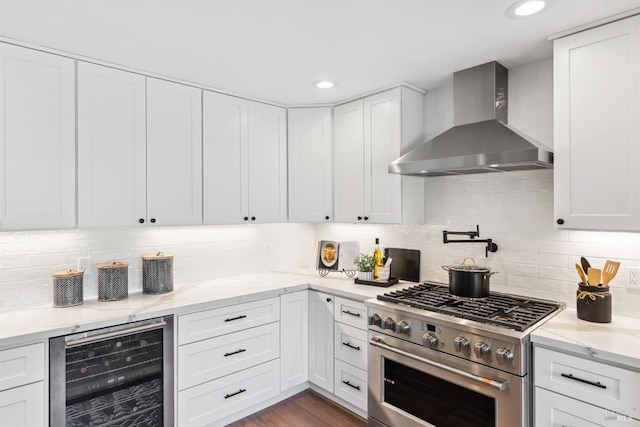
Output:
[{"left": 389, "top": 61, "right": 553, "bottom": 177}]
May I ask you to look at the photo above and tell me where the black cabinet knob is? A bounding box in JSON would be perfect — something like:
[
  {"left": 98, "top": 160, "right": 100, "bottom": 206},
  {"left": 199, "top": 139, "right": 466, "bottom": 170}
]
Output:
[
  {"left": 326, "top": 298, "right": 332, "bottom": 303},
  {"left": 364, "top": 216, "right": 369, "bottom": 221},
  {"left": 557, "top": 218, "right": 565, "bottom": 225},
  {"left": 325, "top": 216, "right": 330, "bottom": 220},
  {"left": 139, "top": 218, "right": 145, "bottom": 224},
  {"left": 357, "top": 216, "right": 363, "bottom": 221},
  {"left": 244, "top": 217, "right": 249, "bottom": 221},
  {"left": 150, "top": 218, "right": 156, "bottom": 223},
  {"left": 251, "top": 216, "right": 256, "bottom": 221}
]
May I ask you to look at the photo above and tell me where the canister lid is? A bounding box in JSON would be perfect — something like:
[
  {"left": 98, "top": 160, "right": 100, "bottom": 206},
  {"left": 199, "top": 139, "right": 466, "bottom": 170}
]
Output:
[
  {"left": 142, "top": 251, "right": 173, "bottom": 261},
  {"left": 52, "top": 269, "right": 84, "bottom": 278},
  {"left": 97, "top": 261, "right": 130, "bottom": 269}
]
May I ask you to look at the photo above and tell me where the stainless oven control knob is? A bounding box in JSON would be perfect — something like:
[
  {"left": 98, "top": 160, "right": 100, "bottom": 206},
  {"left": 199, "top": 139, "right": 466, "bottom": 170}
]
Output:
[
  {"left": 395, "top": 320, "right": 410, "bottom": 335},
  {"left": 381, "top": 317, "right": 396, "bottom": 331},
  {"left": 453, "top": 336, "right": 470, "bottom": 353},
  {"left": 422, "top": 333, "right": 438, "bottom": 348},
  {"left": 368, "top": 313, "right": 382, "bottom": 327},
  {"left": 496, "top": 348, "right": 514, "bottom": 365},
  {"left": 474, "top": 342, "right": 491, "bottom": 358}
]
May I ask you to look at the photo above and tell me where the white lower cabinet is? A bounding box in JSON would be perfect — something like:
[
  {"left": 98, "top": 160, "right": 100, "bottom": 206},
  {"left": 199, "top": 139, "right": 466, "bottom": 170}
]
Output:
[
  {"left": 308, "top": 290, "right": 334, "bottom": 392},
  {"left": 534, "top": 345, "right": 640, "bottom": 425},
  {"left": 280, "top": 291, "right": 309, "bottom": 391},
  {"left": 178, "top": 359, "right": 280, "bottom": 427},
  {"left": 334, "top": 359, "right": 367, "bottom": 412}
]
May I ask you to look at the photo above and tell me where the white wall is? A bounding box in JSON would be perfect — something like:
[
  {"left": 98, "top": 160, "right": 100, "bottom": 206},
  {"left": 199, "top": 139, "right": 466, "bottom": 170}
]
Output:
[
  {"left": 316, "top": 58, "right": 640, "bottom": 319},
  {"left": 0, "top": 223, "right": 315, "bottom": 309}
]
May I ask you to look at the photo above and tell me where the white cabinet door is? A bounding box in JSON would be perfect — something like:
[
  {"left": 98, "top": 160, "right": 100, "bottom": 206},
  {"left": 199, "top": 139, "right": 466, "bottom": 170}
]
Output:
[
  {"left": 247, "top": 101, "right": 287, "bottom": 223},
  {"left": 554, "top": 15, "right": 640, "bottom": 231},
  {"left": 203, "top": 91, "right": 248, "bottom": 224},
  {"left": 333, "top": 99, "right": 365, "bottom": 223},
  {"left": 0, "top": 382, "right": 45, "bottom": 427},
  {"left": 78, "top": 62, "right": 146, "bottom": 227},
  {"left": 0, "top": 43, "right": 75, "bottom": 230},
  {"left": 308, "top": 290, "right": 334, "bottom": 393},
  {"left": 147, "top": 78, "right": 202, "bottom": 226},
  {"left": 288, "top": 108, "right": 333, "bottom": 222},
  {"left": 280, "top": 291, "right": 309, "bottom": 391},
  {"left": 364, "top": 88, "right": 402, "bottom": 224}
]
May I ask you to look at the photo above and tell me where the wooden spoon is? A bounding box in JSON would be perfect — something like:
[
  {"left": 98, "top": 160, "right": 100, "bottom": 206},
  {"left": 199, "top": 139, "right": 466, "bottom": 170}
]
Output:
[
  {"left": 587, "top": 267, "right": 601, "bottom": 287},
  {"left": 575, "top": 263, "right": 588, "bottom": 285},
  {"left": 602, "top": 260, "right": 620, "bottom": 287}
]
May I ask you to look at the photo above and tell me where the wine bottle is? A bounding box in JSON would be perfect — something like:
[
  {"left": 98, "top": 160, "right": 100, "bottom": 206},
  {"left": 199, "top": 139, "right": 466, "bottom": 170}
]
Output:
[{"left": 373, "top": 238, "right": 382, "bottom": 280}]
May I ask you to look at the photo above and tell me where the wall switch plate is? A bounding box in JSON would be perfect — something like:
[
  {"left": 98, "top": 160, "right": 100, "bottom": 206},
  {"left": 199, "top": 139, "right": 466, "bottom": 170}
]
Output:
[
  {"left": 78, "top": 257, "right": 90, "bottom": 271},
  {"left": 628, "top": 267, "right": 640, "bottom": 288}
]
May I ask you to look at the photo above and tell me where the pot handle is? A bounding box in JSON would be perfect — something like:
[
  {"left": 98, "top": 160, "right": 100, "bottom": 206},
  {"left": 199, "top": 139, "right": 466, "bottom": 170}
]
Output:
[
  {"left": 441, "top": 265, "right": 450, "bottom": 272},
  {"left": 485, "top": 271, "right": 499, "bottom": 277}
]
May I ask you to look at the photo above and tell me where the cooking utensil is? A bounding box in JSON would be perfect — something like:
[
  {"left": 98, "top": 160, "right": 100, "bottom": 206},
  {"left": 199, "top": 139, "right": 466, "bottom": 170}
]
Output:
[
  {"left": 602, "top": 260, "right": 620, "bottom": 287},
  {"left": 587, "top": 267, "right": 601, "bottom": 287},
  {"left": 441, "top": 257, "right": 498, "bottom": 298},
  {"left": 575, "top": 263, "right": 588, "bottom": 285},
  {"left": 580, "top": 257, "right": 591, "bottom": 278}
]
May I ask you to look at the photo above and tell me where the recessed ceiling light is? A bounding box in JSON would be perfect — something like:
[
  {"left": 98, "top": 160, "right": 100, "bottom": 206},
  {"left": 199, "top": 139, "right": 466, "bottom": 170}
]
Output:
[
  {"left": 313, "top": 80, "right": 336, "bottom": 89},
  {"left": 506, "top": 0, "right": 548, "bottom": 18}
]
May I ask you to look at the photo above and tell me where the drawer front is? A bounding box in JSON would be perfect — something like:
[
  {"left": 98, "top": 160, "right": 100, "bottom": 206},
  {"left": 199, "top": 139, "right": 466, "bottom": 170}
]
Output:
[
  {"left": 0, "top": 382, "right": 45, "bottom": 427},
  {"left": 178, "top": 359, "right": 280, "bottom": 427},
  {"left": 334, "top": 359, "right": 367, "bottom": 411},
  {"left": 334, "top": 296, "right": 366, "bottom": 330},
  {"left": 535, "top": 388, "right": 640, "bottom": 426},
  {"left": 178, "top": 322, "right": 280, "bottom": 390},
  {"left": 0, "top": 343, "right": 44, "bottom": 391},
  {"left": 334, "top": 322, "right": 367, "bottom": 370},
  {"left": 535, "top": 346, "right": 640, "bottom": 416},
  {"left": 178, "top": 297, "right": 280, "bottom": 345}
]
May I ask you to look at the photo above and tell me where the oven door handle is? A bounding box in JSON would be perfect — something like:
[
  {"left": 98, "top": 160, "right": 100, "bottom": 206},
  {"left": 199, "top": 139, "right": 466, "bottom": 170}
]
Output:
[{"left": 370, "top": 337, "right": 510, "bottom": 391}]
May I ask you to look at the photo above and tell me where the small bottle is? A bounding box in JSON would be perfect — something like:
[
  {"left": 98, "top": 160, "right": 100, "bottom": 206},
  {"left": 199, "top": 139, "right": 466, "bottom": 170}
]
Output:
[{"left": 373, "top": 238, "right": 382, "bottom": 280}]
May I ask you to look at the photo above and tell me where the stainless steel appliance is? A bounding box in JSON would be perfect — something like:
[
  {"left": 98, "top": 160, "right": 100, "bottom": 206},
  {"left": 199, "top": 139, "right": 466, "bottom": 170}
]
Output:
[
  {"left": 50, "top": 317, "right": 174, "bottom": 427},
  {"left": 367, "top": 282, "right": 564, "bottom": 427}
]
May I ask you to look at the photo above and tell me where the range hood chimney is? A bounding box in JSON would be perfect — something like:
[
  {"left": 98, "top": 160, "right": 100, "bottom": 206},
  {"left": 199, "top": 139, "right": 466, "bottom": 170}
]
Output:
[{"left": 389, "top": 61, "right": 553, "bottom": 176}]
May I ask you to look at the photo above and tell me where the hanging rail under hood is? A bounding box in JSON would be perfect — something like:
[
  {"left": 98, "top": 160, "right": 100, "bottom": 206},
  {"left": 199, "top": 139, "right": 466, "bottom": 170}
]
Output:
[{"left": 389, "top": 62, "right": 553, "bottom": 176}]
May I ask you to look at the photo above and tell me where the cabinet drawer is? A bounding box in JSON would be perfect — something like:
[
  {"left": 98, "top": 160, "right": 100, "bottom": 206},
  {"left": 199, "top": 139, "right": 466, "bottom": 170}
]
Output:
[
  {"left": 534, "top": 346, "right": 640, "bottom": 416},
  {"left": 0, "top": 343, "right": 44, "bottom": 391},
  {"left": 334, "top": 359, "right": 367, "bottom": 412},
  {"left": 178, "top": 359, "right": 280, "bottom": 427},
  {"left": 178, "top": 322, "right": 280, "bottom": 390},
  {"left": 334, "top": 296, "right": 366, "bottom": 330},
  {"left": 0, "top": 381, "right": 45, "bottom": 427},
  {"left": 178, "top": 297, "right": 280, "bottom": 345},
  {"left": 334, "top": 323, "right": 367, "bottom": 370},
  {"left": 535, "top": 387, "right": 640, "bottom": 426}
]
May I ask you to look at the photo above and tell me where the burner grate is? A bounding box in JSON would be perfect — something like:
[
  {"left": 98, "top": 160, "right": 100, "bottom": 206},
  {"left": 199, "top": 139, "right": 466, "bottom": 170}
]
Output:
[{"left": 377, "top": 282, "right": 560, "bottom": 331}]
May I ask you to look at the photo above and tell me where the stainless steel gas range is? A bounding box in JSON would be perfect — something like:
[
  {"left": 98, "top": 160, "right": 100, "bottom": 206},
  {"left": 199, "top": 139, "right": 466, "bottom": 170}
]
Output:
[{"left": 366, "top": 282, "right": 564, "bottom": 427}]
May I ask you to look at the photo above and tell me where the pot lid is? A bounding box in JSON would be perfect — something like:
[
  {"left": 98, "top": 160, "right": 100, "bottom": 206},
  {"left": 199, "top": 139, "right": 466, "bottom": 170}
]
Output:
[{"left": 448, "top": 257, "right": 490, "bottom": 272}]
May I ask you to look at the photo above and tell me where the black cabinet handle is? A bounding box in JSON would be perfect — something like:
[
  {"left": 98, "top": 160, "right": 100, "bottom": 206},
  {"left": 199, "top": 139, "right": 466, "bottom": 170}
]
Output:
[
  {"left": 325, "top": 216, "right": 330, "bottom": 220},
  {"left": 150, "top": 218, "right": 156, "bottom": 223},
  {"left": 326, "top": 298, "right": 332, "bottom": 303},
  {"left": 224, "top": 388, "right": 246, "bottom": 399},
  {"left": 244, "top": 216, "right": 249, "bottom": 221},
  {"left": 251, "top": 216, "right": 256, "bottom": 221},
  {"left": 561, "top": 373, "right": 606, "bottom": 389},
  {"left": 342, "top": 342, "right": 361, "bottom": 351},
  {"left": 139, "top": 218, "right": 145, "bottom": 224},
  {"left": 342, "top": 310, "right": 361, "bottom": 317},
  {"left": 224, "top": 348, "right": 247, "bottom": 357},
  {"left": 342, "top": 380, "right": 360, "bottom": 390},
  {"left": 364, "top": 216, "right": 369, "bottom": 221},
  {"left": 357, "top": 216, "right": 362, "bottom": 221},
  {"left": 557, "top": 218, "right": 565, "bottom": 225},
  {"left": 224, "top": 315, "right": 247, "bottom": 322}
]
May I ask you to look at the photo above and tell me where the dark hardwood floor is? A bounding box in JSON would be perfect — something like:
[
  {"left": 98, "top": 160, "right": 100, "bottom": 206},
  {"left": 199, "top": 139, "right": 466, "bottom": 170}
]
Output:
[{"left": 226, "top": 390, "right": 367, "bottom": 427}]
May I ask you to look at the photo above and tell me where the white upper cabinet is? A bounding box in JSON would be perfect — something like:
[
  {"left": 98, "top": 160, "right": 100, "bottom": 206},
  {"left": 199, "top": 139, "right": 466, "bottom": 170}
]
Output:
[
  {"left": 334, "top": 87, "right": 424, "bottom": 224},
  {"left": 78, "top": 62, "right": 147, "bottom": 227},
  {"left": 554, "top": 15, "right": 640, "bottom": 231},
  {"left": 203, "top": 91, "right": 287, "bottom": 224},
  {"left": 288, "top": 107, "right": 333, "bottom": 222},
  {"left": 0, "top": 43, "right": 76, "bottom": 230},
  {"left": 146, "top": 78, "right": 203, "bottom": 226}
]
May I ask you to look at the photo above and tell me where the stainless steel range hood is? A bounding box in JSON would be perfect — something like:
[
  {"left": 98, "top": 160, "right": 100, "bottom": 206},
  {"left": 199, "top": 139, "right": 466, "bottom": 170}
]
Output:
[{"left": 389, "top": 62, "right": 553, "bottom": 176}]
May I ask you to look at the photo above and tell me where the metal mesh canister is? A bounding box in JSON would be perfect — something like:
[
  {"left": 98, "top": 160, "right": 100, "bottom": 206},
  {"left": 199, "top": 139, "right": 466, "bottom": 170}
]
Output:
[
  {"left": 52, "top": 269, "right": 84, "bottom": 307},
  {"left": 142, "top": 252, "right": 173, "bottom": 294},
  {"left": 97, "top": 261, "right": 129, "bottom": 301}
]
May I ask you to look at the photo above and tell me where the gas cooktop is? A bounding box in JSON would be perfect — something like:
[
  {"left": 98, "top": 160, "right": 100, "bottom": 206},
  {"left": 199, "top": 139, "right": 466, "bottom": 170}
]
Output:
[{"left": 377, "top": 282, "right": 562, "bottom": 332}]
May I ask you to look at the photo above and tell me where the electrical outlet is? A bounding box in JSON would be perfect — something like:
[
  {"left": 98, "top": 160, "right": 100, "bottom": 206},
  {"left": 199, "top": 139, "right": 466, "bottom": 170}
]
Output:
[
  {"left": 628, "top": 267, "right": 640, "bottom": 288},
  {"left": 78, "top": 257, "right": 90, "bottom": 271}
]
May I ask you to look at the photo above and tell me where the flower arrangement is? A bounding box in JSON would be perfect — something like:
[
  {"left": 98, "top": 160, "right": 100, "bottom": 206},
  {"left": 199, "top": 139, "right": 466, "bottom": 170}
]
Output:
[{"left": 354, "top": 253, "right": 376, "bottom": 272}]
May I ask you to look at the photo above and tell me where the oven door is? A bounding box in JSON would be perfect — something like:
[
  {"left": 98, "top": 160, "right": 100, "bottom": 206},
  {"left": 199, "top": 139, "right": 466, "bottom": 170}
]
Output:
[{"left": 368, "top": 333, "right": 527, "bottom": 427}]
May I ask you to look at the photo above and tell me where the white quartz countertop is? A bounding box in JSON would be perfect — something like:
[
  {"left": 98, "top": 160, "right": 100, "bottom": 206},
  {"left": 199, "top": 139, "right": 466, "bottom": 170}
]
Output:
[
  {"left": 0, "top": 269, "right": 408, "bottom": 349},
  {"left": 531, "top": 308, "right": 640, "bottom": 370}
]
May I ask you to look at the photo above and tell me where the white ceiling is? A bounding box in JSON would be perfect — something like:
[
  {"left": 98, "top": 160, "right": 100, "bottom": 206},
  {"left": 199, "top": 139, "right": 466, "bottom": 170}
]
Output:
[{"left": 1, "top": 0, "right": 640, "bottom": 105}]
